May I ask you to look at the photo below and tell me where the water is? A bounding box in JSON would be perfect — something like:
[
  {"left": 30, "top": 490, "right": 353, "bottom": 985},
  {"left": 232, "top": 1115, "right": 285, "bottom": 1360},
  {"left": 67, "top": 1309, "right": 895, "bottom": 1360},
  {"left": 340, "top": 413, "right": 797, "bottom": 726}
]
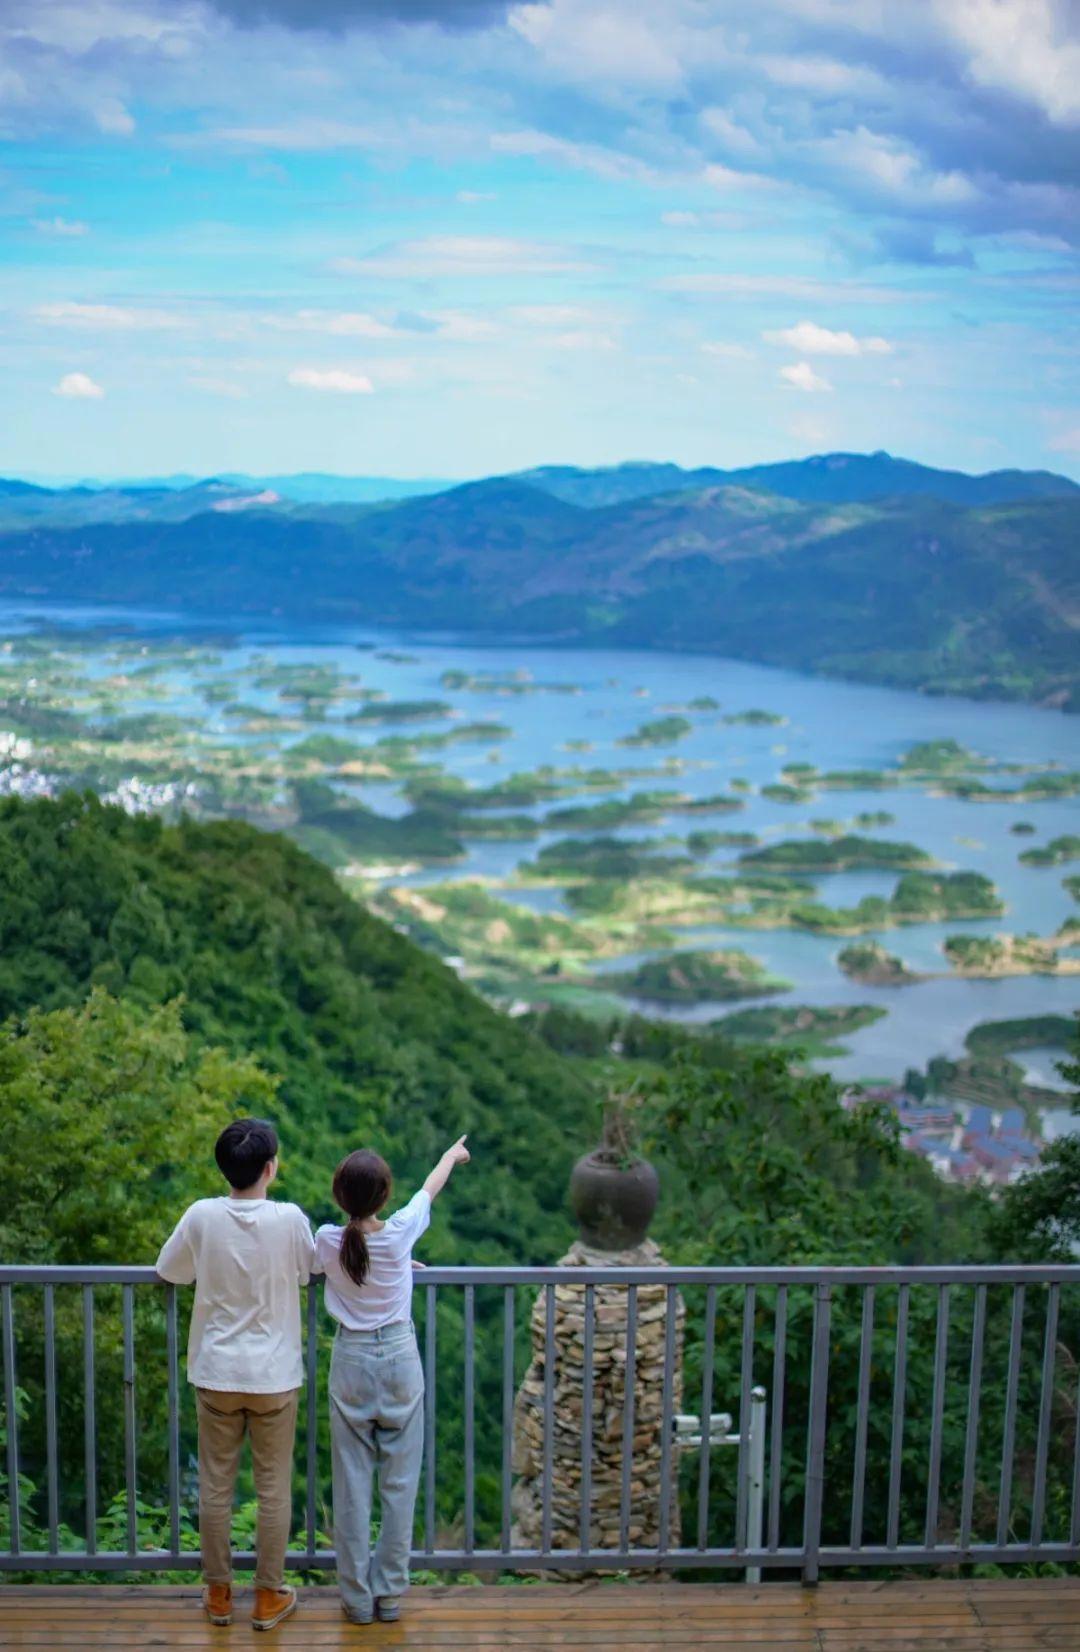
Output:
[{"left": 2, "top": 598, "right": 1077, "bottom": 1085}]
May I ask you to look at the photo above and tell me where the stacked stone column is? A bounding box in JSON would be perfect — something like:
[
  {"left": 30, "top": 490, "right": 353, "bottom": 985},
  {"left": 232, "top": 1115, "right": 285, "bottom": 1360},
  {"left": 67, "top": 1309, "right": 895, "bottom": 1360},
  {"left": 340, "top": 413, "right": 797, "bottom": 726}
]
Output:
[{"left": 511, "top": 1236, "right": 685, "bottom": 1556}]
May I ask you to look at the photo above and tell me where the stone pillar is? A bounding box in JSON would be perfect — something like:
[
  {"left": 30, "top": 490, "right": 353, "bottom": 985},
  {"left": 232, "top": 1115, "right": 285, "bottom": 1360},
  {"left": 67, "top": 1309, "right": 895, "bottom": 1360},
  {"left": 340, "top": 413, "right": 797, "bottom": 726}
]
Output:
[{"left": 511, "top": 1236, "right": 685, "bottom": 1557}]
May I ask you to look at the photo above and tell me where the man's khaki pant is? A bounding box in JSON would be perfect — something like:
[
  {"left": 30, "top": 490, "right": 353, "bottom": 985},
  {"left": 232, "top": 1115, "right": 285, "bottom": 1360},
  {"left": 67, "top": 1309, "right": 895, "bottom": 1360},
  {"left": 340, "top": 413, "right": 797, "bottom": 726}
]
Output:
[{"left": 196, "top": 1387, "right": 299, "bottom": 1589}]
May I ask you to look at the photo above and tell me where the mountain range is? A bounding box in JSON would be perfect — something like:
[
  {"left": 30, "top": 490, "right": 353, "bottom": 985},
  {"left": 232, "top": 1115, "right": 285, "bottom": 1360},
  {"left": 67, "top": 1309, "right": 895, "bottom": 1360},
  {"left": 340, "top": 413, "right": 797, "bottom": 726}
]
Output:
[{"left": 0, "top": 451, "right": 1076, "bottom": 709}]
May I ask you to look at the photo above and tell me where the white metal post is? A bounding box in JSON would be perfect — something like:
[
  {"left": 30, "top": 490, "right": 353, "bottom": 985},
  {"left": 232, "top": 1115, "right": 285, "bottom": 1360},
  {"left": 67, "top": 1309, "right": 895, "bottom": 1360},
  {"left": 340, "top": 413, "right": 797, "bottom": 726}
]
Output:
[{"left": 745, "top": 1385, "right": 767, "bottom": 1583}]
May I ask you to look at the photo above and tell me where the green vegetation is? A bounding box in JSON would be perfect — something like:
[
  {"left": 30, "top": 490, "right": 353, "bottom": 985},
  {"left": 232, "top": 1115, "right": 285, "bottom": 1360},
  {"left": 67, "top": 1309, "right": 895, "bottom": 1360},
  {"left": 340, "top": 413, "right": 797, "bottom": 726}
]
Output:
[
  {"left": 837, "top": 942, "right": 923, "bottom": 986},
  {"left": 287, "top": 733, "right": 366, "bottom": 765},
  {"left": 723, "top": 708, "right": 785, "bottom": 725},
  {"left": 760, "top": 782, "right": 813, "bottom": 803},
  {"left": 899, "top": 739, "right": 982, "bottom": 774},
  {"left": 936, "top": 772, "right": 1080, "bottom": 802},
  {"left": 522, "top": 836, "right": 694, "bottom": 882},
  {"left": 604, "top": 949, "right": 788, "bottom": 1004},
  {"left": 1018, "top": 835, "right": 1080, "bottom": 867},
  {"left": 618, "top": 715, "right": 692, "bottom": 746},
  {"left": 0, "top": 795, "right": 587, "bottom": 1245},
  {"left": 545, "top": 791, "right": 686, "bottom": 830},
  {"left": 716, "top": 1002, "right": 887, "bottom": 1057},
  {"left": 893, "top": 871, "right": 1002, "bottom": 918},
  {"left": 965, "top": 1016, "right": 1076, "bottom": 1057},
  {"left": 290, "top": 780, "right": 464, "bottom": 866},
  {"left": 819, "top": 769, "right": 897, "bottom": 789},
  {"left": 685, "top": 829, "right": 758, "bottom": 852},
  {"left": 346, "top": 699, "right": 453, "bottom": 724},
  {"left": 943, "top": 931, "right": 1077, "bottom": 976},
  {"left": 741, "top": 835, "right": 932, "bottom": 872}
]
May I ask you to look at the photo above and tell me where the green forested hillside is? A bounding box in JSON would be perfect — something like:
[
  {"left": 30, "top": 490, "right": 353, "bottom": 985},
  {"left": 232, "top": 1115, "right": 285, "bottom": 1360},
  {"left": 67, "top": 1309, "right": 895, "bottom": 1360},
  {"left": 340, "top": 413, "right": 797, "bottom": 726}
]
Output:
[{"left": 0, "top": 792, "right": 590, "bottom": 1258}]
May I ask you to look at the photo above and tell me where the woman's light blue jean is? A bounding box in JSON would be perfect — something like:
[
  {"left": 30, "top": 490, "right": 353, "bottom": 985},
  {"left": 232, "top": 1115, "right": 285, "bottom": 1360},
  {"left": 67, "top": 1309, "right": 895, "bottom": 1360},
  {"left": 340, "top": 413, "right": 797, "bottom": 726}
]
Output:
[{"left": 329, "top": 1321, "right": 425, "bottom": 1622}]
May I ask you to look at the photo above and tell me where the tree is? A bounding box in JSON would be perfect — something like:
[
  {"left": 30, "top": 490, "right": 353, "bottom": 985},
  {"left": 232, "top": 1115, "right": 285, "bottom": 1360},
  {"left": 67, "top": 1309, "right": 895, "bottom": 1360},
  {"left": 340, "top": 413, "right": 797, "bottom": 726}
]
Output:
[
  {"left": 0, "top": 988, "right": 277, "bottom": 1265},
  {"left": 993, "top": 1018, "right": 1080, "bottom": 1260}
]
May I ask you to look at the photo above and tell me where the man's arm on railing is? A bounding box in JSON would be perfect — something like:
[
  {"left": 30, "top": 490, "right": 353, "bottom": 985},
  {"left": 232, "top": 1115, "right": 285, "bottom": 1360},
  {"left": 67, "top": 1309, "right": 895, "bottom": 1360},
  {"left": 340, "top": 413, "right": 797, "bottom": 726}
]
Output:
[{"left": 155, "top": 1208, "right": 196, "bottom": 1284}]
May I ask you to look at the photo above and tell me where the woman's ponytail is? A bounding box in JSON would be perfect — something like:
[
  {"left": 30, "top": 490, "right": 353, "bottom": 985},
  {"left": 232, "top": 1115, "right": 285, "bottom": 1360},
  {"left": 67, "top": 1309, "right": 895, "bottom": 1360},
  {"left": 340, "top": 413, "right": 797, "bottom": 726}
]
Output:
[
  {"left": 339, "top": 1216, "right": 371, "bottom": 1289},
  {"left": 332, "top": 1149, "right": 393, "bottom": 1288}
]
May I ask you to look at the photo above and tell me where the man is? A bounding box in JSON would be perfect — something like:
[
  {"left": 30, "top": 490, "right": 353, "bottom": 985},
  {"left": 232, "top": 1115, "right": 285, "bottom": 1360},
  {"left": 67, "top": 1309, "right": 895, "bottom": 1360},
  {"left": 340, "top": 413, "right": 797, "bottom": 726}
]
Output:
[{"left": 156, "top": 1118, "right": 315, "bottom": 1632}]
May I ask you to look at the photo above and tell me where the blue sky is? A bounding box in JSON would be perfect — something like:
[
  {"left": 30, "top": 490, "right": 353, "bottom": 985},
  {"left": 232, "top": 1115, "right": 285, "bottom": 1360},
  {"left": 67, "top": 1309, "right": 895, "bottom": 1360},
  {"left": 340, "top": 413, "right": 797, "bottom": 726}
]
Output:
[{"left": 2, "top": 0, "right": 1078, "bottom": 480}]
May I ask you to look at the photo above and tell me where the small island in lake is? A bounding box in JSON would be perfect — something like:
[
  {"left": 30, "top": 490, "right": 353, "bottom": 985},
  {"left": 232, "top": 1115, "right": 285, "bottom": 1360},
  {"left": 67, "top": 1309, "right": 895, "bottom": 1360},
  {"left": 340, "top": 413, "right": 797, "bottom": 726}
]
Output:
[
  {"left": 619, "top": 715, "right": 693, "bottom": 747},
  {"left": 605, "top": 948, "right": 789, "bottom": 1004},
  {"left": 943, "top": 932, "right": 1080, "bottom": 977},
  {"left": 1018, "top": 835, "right": 1080, "bottom": 867},
  {"left": 741, "top": 835, "right": 934, "bottom": 872},
  {"left": 716, "top": 1002, "right": 887, "bottom": 1056},
  {"left": 837, "top": 941, "right": 925, "bottom": 985}
]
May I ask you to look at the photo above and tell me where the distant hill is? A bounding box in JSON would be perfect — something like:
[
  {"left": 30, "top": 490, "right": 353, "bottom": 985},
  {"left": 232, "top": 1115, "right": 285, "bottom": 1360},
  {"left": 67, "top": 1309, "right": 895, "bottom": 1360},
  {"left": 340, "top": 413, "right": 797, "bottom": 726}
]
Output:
[
  {"left": 0, "top": 469, "right": 1076, "bottom": 708},
  {"left": 516, "top": 452, "right": 1080, "bottom": 509},
  {"left": 218, "top": 472, "right": 456, "bottom": 503}
]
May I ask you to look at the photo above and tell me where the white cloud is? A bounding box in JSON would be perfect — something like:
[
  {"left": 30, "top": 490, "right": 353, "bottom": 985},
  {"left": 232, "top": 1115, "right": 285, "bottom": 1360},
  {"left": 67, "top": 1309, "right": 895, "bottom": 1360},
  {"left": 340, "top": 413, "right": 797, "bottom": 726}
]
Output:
[
  {"left": 333, "top": 236, "right": 593, "bottom": 278},
  {"left": 95, "top": 98, "right": 135, "bottom": 137},
  {"left": 661, "top": 210, "right": 700, "bottom": 227},
  {"left": 32, "top": 301, "right": 187, "bottom": 330},
  {"left": 31, "top": 216, "right": 89, "bottom": 237},
  {"left": 287, "top": 367, "right": 374, "bottom": 394},
  {"left": 53, "top": 371, "right": 104, "bottom": 399},
  {"left": 938, "top": 0, "right": 1080, "bottom": 124},
  {"left": 780, "top": 361, "right": 832, "bottom": 392},
  {"left": 456, "top": 190, "right": 497, "bottom": 204},
  {"left": 814, "top": 125, "right": 977, "bottom": 205},
  {"left": 702, "top": 162, "right": 777, "bottom": 191},
  {"left": 1048, "top": 425, "right": 1080, "bottom": 455},
  {"left": 509, "top": 0, "right": 684, "bottom": 90},
  {"left": 700, "top": 107, "right": 764, "bottom": 159},
  {"left": 757, "top": 54, "right": 886, "bottom": 96},
  {"left": 264, "top": 310, "right": 397, "bottom": 339},
  {"left": 763, "top": 320, "right": 893, "bottom": 355},
  {"left": 702, "top": 341, "right": 755, "bottom": 360},
  {"left": 491, "top": 128, "right": 656, "bottom": 181}
]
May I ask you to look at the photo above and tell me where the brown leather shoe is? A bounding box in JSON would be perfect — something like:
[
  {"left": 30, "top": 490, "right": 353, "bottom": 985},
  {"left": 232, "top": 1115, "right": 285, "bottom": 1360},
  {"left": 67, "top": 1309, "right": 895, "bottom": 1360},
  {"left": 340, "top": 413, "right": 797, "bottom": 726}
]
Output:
[
  {"left": 203, "top": 1583, "right": 233, "bottom": 1626},
  {"left": 253, "top": 1585, "right": 298, "bottom": 1632}
]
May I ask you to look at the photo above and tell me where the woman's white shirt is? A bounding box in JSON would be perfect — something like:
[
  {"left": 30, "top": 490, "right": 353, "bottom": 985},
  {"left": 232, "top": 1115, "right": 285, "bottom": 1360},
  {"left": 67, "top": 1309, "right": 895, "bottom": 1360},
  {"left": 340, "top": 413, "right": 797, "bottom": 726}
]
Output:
[{"left": 315, "top": 1190, "right": 431, "bottom": 1330}]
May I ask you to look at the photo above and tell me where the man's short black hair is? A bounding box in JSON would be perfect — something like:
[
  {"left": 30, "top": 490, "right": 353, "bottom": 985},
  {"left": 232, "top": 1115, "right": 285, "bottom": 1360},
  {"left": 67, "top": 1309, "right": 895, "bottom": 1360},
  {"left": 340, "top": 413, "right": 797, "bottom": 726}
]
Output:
[{"left": 215, "top": 1118, "right": 279, "bottom": 1190}]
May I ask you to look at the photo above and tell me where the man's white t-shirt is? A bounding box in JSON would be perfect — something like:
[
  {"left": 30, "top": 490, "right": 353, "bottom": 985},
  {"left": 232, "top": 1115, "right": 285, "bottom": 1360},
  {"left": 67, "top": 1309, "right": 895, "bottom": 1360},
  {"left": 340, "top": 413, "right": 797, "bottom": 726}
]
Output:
[
  {"left": 315, "top": 1189, "right": 431, "bottom": 1330},
  {"left": 156, "top": 1197, "right": 315, "bottom": 1393}
]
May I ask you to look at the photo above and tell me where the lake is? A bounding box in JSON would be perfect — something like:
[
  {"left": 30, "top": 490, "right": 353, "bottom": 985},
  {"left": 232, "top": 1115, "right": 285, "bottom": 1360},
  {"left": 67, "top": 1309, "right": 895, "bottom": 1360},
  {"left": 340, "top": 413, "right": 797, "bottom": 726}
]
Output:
[{"left": 1, "top": 598, "right": 1077, "bottom": 1092}]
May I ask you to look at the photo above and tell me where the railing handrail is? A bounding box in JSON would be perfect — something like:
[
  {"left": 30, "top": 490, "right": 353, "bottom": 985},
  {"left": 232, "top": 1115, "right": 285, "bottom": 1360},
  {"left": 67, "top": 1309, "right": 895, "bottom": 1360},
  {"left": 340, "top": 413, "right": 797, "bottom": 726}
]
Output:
[
  {"left": 2, "top": 1261, "right": 1078, "bottom": 1579},
  {"left": 2, "top": 1262, "right": 1078, "bottom": 1284}
]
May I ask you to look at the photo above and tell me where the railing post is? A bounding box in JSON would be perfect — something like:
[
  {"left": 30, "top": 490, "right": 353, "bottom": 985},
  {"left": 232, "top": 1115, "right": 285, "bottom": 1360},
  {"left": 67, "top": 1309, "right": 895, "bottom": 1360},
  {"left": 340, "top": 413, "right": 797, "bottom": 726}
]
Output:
[
  {"left": 745, "top": 1386, "right": 766, "bottom": 1583},
  {"left": 802, "top": 1280, "right": 831, "bottom": 1586},
  {"left": 2, "top": 1285, "right": 19, "bottom": 1558},
  {"left": 305, "top": 1280, "right": 318, "bottom": 1564}
]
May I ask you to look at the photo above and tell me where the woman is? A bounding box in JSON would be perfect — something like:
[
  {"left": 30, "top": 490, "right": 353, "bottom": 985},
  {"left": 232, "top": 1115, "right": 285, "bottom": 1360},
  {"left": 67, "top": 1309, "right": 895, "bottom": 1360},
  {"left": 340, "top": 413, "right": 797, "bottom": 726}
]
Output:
[{"left": 315, "top": 1135, "right": 470, "bottom": 1625}]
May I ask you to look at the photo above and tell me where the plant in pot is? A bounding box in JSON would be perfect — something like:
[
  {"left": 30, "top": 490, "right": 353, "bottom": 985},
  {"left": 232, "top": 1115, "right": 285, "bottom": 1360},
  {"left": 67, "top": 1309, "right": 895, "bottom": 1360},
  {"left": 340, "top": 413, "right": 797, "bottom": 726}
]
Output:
[{"left": 569, "top": 1085, "right": 659, "bottom": 1251}]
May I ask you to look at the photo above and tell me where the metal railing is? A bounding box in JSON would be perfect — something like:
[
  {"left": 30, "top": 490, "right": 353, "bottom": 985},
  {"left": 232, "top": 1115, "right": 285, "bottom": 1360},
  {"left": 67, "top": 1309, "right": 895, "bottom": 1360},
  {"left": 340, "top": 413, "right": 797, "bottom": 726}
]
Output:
[{"left": 1, "top": 1263, "right": 1078, "bottom": 1580}]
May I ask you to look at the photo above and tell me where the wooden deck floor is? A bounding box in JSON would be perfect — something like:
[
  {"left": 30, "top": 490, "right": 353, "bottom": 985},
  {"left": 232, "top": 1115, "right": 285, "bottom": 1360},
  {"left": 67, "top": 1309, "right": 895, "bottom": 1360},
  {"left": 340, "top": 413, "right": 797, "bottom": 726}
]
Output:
[{"left": 0, "top": 1580, "right": 1076, "bottom": 1650}]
